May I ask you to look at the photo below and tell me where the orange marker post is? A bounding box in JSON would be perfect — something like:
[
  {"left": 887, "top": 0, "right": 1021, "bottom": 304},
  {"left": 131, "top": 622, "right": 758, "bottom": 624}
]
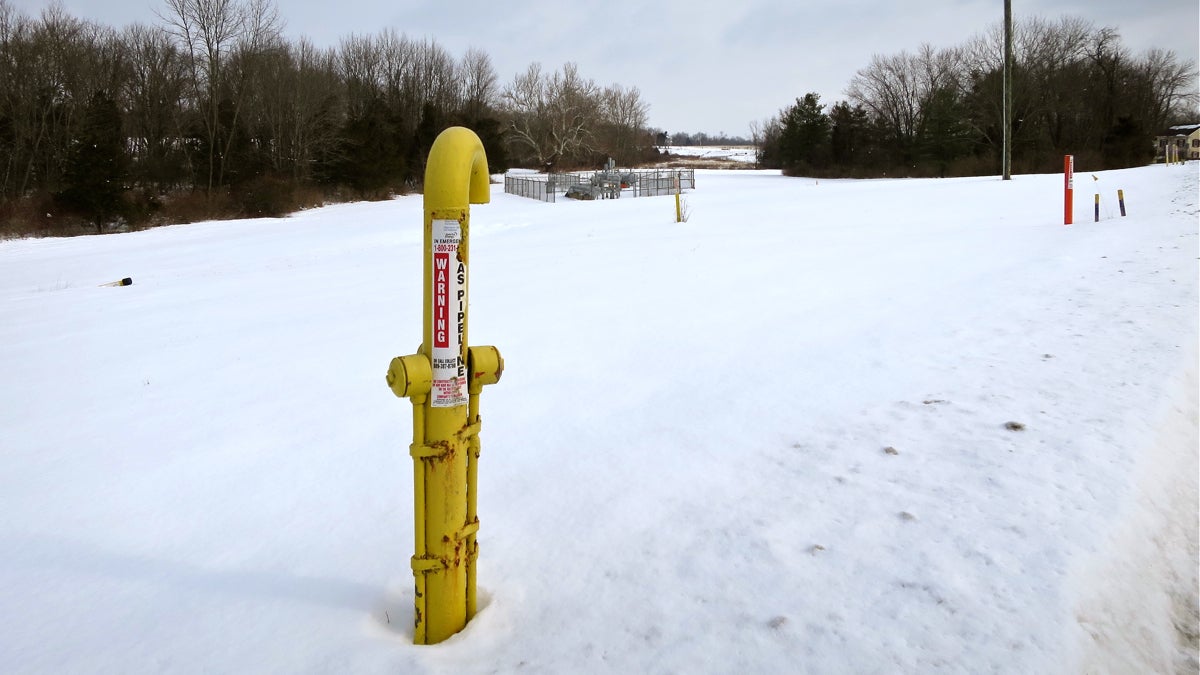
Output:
[{"left": 1064, "top": 155, "right": 1074, "bottom": 225}]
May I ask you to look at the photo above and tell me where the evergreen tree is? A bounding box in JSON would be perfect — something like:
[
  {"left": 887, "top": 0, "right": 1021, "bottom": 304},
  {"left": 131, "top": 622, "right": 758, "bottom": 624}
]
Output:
[
  {"left": 778, "top": 93, "right": 831, "bottom": 173},
  {"left": 1101, "top": 116, "right": 1151, "bottom": 169},
  {"left": 829, "top": 101, "right": 872, "bottom": 169},
  {"left": 410, "top": 101, "right": 447, "bottom": 183},
  {"left": 334, "top": 97, "right": 406, "bottom": 197},
  {"left": 919, "top": 88, "right": 974, "bottom": 176},
  {"left": 57, "top": 90, "right": 127, "bottom": 233}
]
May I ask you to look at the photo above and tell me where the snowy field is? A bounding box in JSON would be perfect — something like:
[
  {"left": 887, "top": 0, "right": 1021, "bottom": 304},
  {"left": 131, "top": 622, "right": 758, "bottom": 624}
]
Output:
[
  {"left": 660, "top": 145, "right": 758, "bottom": 164},
  {"left": 1, "top": 165, "right": 1197, "bottom": 673}
]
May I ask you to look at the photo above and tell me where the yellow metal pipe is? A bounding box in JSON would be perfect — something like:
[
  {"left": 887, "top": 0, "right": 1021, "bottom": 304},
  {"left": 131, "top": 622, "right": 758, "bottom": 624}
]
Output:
[
  {"left": 388, "top": 127, "right": 501, "bottom": 645},
  {"left": 465, "top": 395, "right": 480, "bottom": 620},
  {"left": 410, "top": 397, "right": 427, "bottom": 645},
  {"left": 464, "top": 345, "right": 502, "bottom": 621},
  {"left": 424, "top": 128, "right": 491, "bottom": 211},
  {"left": 674, "top": 175, "right": 682, "bottom": 222},
  {"left": 412, "top": 401, "right": 425, "bottom": 549},
  {"left": 418, "top": 128, "right": 489, "bottom": 645},
  {"left": 465, "top": 380, "right": 481, "bottom": 622}
]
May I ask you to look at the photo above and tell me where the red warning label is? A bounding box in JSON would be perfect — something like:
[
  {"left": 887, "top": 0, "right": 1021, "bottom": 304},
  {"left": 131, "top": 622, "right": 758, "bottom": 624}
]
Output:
[
  {"left": 431, "top": 220, "right": 466, "bottom": 407},
  {"left": 434, "top": 252, "right": 451, "bottom": 348}
]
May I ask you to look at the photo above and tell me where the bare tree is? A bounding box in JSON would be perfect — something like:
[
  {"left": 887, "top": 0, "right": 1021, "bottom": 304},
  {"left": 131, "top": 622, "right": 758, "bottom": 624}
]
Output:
[
  {"left": 3, "top": 5, "right": 97, "bottom": 197},
  {"left": 161, "top": 0, "right": 243, "bottom": 190},
  {"left": 596, "top": 83, "right": 648, "bottom": 164},
  {"left": 458, "top": 47, "right": 497, "bottom": 119},
  {"left": 160, "top": 0, "right": 281, "bottom": 193},
  {"left": 0, "top": 0, "right": 34, "bottom": 198},
  {"left": 337, "top": 32, "right": 383, "bottom": 120},
  {"left": 121, "top": 23, "right": 188, "bottom": 191},
  {"left": 251, "top": 37, "right": 341, "bottom": 181},
  {"left": 847, "top": 45, "right": 959, "bottom": 160},
  {"left": 411, "top": 37, "right": 456, "bottom": 116},
  {"left": 1133, "top": 48, "right": 1197, "bottom": 130},
  {"left": 502, "top": 62, "right": 599, "bottom": 169}
]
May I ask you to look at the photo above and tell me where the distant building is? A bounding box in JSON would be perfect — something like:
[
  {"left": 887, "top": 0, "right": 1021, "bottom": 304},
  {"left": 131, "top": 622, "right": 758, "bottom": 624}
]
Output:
[{"left": 1155, "top": 123, "right": 1200, "bottom": 161}]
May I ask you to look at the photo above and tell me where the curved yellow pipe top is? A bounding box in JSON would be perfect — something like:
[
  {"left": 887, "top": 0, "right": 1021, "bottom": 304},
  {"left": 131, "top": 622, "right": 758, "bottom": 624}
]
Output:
[{"left": 424, "top": 126, "right": 491, "bottom": 209}]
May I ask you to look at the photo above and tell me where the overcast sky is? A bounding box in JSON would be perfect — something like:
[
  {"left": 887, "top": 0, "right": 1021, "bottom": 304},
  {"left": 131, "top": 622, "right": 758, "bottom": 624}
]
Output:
[{"left": 8, "top": 0, "right": 1199, "bottom": 135}]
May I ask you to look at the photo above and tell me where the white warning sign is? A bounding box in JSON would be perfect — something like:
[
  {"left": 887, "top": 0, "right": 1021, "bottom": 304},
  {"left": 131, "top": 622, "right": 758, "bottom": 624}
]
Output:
[{"left": 431, "top": 219, "right": 467, "bottom": 408}]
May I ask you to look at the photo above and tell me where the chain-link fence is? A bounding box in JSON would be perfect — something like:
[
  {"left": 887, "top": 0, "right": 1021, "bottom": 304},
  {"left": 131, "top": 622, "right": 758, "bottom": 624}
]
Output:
[
  {"left": 503, "top": 173, "right": 582, "bottom": 203},
  {"left": 504, "top": 169, "right": 694, "bottom": 203}
]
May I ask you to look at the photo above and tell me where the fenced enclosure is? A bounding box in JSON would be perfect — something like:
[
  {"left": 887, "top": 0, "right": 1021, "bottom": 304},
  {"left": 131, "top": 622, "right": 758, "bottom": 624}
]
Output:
[
  {"left": 503, "top": 173, "right": 583, "bottom": 203},
  {"left": 504, "top": 168, "right": 695, "bottom": 203}
]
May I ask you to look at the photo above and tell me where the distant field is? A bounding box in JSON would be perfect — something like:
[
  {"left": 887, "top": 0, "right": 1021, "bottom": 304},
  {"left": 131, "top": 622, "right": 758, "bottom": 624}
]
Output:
[{"left": 654, "top": 145, "right": 758, "bottom": 168}]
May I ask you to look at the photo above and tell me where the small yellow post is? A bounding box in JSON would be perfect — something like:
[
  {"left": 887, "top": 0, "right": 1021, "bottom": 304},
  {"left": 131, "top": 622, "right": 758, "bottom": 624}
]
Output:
[
  {"left": 387, "top": 127, "right": 504, "bottom": 645},
  {"left": 674, "top": 175, "right": 682, "bottom": 223}
]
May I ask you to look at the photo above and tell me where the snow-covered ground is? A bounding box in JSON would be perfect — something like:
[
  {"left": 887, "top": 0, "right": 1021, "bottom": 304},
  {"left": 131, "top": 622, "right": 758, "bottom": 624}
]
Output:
[
  {"left": 660, "top": 145, "right": 758, "bottom": 164},
  {"left": 1, "top": 165, "right": 1197, "bottom": 673}
]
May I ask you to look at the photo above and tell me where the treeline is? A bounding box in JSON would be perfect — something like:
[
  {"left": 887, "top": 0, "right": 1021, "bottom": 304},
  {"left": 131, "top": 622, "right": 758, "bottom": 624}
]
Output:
[
  {"left": 666, "top": 131, "right": 753, "bottom": 147},
  {"left": 0, "top": 0, "right": 654, "bottom": 235},
  {"left": 756, "top": 16, "right": 1198, "bottom": 177}
]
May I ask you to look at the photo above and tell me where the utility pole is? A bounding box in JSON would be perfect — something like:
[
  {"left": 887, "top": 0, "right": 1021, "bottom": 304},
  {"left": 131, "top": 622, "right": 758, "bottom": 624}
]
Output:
[{"left": 1003, "top": 0, "right": 1013, "bottom": 180}]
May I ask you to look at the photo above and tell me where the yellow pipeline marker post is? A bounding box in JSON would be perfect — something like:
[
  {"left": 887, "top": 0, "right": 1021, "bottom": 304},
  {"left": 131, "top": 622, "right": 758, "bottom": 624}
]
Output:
[
  {"left": 386, "top": 127, "right": 504, "bottom": 645},
  {"left": 674, "top": 175, "right": 682, "bottom": 223}
]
